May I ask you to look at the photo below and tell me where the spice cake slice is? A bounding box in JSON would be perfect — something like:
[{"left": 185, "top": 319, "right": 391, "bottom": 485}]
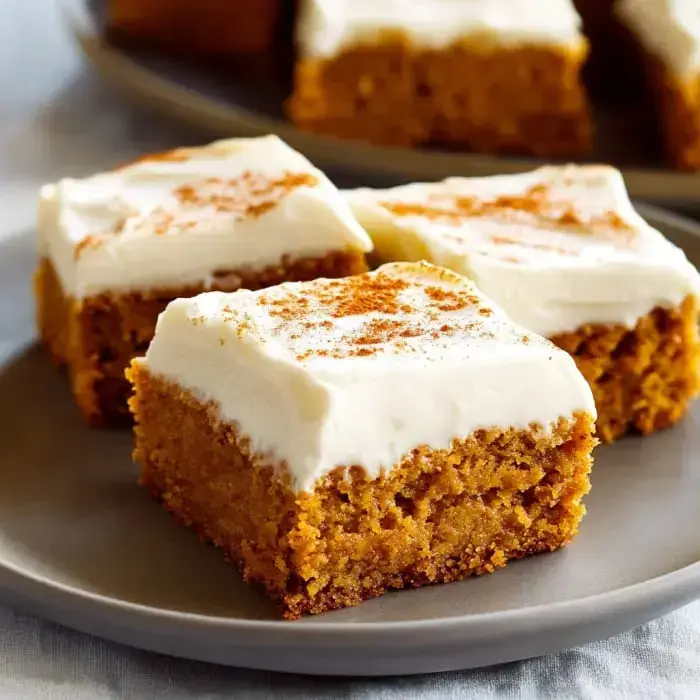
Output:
[
  {"left": 288, "top": 0, "right": 592, "bottom": 157},
  {"left": 616, "top": 0, "right": 700, "bottom": 171},
  {"left": 346, "top": 166, "right": 700, "bottom": 442},
  {"left": 128, "top": 261, "right": 596, "bottom": 619},
  {"left": 35, "top": 135, "right": 372, "bottom": 427}
]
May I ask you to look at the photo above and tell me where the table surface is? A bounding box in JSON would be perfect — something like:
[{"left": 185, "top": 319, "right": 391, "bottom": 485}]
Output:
[{"left": 2, "top": 3, "right": 700, "bottom": 698}]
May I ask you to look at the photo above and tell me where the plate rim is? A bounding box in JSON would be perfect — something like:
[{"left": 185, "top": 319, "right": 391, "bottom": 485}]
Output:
[
  {"left": 1, "top": 542, "right": 700, "bottom": 638},
  {"left": 1, "top": 202, "right": 700, "bottom": 643},
  {"left": 60, "top": 0, "right": 700, "bottom": 204}
]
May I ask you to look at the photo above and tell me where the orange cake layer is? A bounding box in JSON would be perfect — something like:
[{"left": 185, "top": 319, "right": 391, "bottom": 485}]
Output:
[
  {"left": 35, "top": 252, "right": 367, "bottom": 427},
  {"left": 130, "top": 366, "right": 595, "bottom": 619},
  {"left": 106, "top": 0, "right": 285, "bottom": 56},
  {"left": 288, "top": 37, "right": 592, "bottom": 157},
  {"left": 552, "top": 296, "right": 700, "bottom": 443}
]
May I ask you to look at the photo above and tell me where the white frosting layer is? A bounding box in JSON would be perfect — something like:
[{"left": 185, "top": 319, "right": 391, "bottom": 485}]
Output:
[
  {"left": 346, "top": 166, "right": 700, "bottom": 337},
  {"left": 617, "top": 0, "right": 700, "bottom": 78},
  {"left": 296, "top": 0, "right": 584, "bottom": 59},
  {"left": 37, "top": 135, "right": 372, "bottom": 299},
  {"left": 143, "top": 261, "right": 595, "bottom": 493}
]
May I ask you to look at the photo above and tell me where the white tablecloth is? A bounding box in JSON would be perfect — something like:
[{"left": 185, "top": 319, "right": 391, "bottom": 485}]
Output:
[{"left": 2, "top": 3, "right": 700, "bottom": 697}]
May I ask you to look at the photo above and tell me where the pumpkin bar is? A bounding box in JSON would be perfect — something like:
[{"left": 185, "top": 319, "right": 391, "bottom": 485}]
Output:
[
  {"left": 128, "top": 261, "right": 596, "bottom": 618},
  {"left": 35, "top": 135, "right": 371, "bottom": 426},
  {"left": 288, "top": 0, "right": 592, "bottom": 157},
  {"left": 347, "top": 165, "right": 700, "bottom": 442}
]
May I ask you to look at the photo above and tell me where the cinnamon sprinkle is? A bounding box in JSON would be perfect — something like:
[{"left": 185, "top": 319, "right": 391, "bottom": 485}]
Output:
[
  {"left": 115, "top": 148, "right": 191, "bottom": 170},
  {"left": 257, "top": 266, "right": 506, "bottom": 362},
  {"left": 350, "top": 318, "right": 424, "bottom": 346},
  {"left": 73, "top": 170, "right": 318, "bottom": 259},
  {"left": 174, "top": 172, "right": 317, "bottom": 217},
  {"left": 379, "top": 182, "right": 636, "bottom": 244},
  {"left": 73, "top": 235, "right": 103, "bottom": 259},
  {"left": 316, "top": 272, "right": 412, "bottom": 319}
]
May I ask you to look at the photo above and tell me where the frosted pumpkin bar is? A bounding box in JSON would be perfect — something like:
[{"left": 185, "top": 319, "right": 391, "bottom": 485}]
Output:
[
  {"left": 288, "top": 0, "right": 592, "bottom": 157},
  {"left": 35, "top": 135, "right": 371, "bottom": 426},
  {"left": 128, "top": 261, "right": 596, "bottom": 618},
  {"left": 346, "top": 165, "right": 700, "bottom": 442}
]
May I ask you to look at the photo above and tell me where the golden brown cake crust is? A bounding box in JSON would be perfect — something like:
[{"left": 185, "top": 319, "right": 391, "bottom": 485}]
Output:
[
  {"left": 129, "top": 364, "right": 595, "bottom": 619},
  {"left": 551, "top": 296, "right": 700, "bottom": 443},
  {"left": 288, "top": 36, "right": 592, "bottom": 157},
  {"left": 34, "top": 251, "right": 368, "bottom": 427}
]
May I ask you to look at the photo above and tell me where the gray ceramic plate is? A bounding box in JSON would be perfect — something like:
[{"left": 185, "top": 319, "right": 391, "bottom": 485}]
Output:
[
  {"left": 1, "top": 205, "right": 700, "bottom": 676},
  {"left": 62, "top": 0, "right": 700, "bottom": 205}
]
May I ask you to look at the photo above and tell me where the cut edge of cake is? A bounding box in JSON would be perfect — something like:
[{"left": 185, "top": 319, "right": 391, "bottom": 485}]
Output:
[
  {"left": 35, "top": 135, "right": 373, "bottom": 426},
  {"left": 128, "top": 260, "right": 597, "bottom": 618}
]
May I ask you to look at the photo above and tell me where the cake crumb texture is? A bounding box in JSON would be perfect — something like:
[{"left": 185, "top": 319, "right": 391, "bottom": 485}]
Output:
[
  {"left": 130, "top": 366, "right": 595, "bottom": 619},
  {"left": 551, "top": 296, "right": 700, "bottom": 443},
  {"left": 288, "top": 37, "right": 591, "bottom": 157},
  {"left": 35, "top": 252, "right": 368, "bottom": 427}
]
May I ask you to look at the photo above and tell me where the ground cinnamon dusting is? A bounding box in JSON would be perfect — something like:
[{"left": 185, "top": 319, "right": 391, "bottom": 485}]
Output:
[
  {"left": 424, "top": 285, "right": 479, "bottom": 312},
  {"left": 173, "top": 172, "right": 318, "bottom": 217},
  {"left": 351, "top": 318, "right": 424, "bottom": 346},
  {"left": 115, "top": 149, "right": 191, "bottom": 169},
  {"left": 327, "top": 274, "right": 410, "bottom": 318},
  {"left": 260, "top": 274, "right": 411, "bottom": 323},
  {"left": 73, "top": 236, "right": 103, "bottom": 259},
  {"left": 266, "top": 294, "right": 311, "bottom": 320},
  {"left": 379, "top": 182, "right": 636, "bottom": 245},
  {"left": 251, "top": 267, "right": 503, "bottom": 363},
  {"left": 73, "top": 170, "right": 318, "bottom": 258}
]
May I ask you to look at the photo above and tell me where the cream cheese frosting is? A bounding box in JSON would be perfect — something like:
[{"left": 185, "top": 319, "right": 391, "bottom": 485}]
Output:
[
  {"left": 345, "top": 166, "right": 700, "bottom": 338},
  {"left": 296, "top": 0, "right": 585, "bottom": 59},
  {"left": 37, "top": 135, "right": 372, "bottom": 299},
  {"left": 142, "top": 261, "right": 595, "bottom": 492},
  {"left": 616, "top": 0, "right": 700, "bottom": 78}
]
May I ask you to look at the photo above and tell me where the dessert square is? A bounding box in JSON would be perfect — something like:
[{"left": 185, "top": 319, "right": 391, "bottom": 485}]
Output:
[
  {"left": 617, "top": 0, "right": 700, "bottom": 170},
  {"left": 106, "top": 0, "right": 284, "bottom": 56},
  {"left": 346, "top": 165, "right": 700, "bottom": 442},
  {"left": 128, "top": 261, "right": 596, "bottom": 619},
  {"left": 35, "top": 135, "right": 371, "bottom": 427},
  {"left": 288, "top": 0, "right": 592, "bottom": 157}
]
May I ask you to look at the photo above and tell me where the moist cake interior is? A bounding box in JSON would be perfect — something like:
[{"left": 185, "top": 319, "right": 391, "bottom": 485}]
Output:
[{"left": 130, "top": 262, "right": 597, "bottom": 618}]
